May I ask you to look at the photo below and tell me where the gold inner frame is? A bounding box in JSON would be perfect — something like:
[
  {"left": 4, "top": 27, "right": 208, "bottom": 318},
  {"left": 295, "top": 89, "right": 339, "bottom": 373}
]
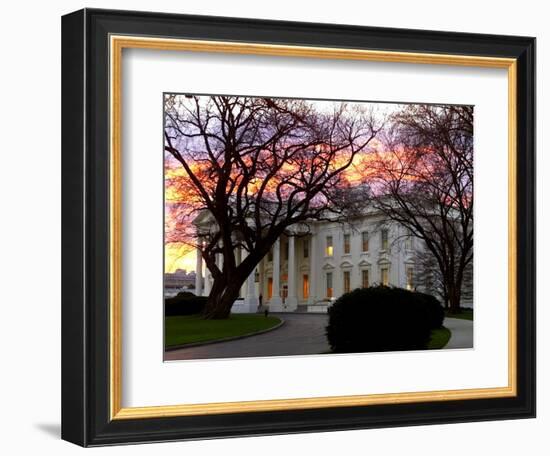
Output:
[{"left": 109, "top": 35, "right": 517, "bottom": 420}]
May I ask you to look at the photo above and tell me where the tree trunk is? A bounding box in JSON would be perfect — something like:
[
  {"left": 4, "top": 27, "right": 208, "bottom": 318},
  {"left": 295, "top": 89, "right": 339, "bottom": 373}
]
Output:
[
  {"left": 447, "top": 285, "right": 462, "bottom": 314},
  {"left": 443, "top": 296, "right": 449, "bottom": 309},
  {"left": 202, "top": 274, "right": 247, "bottom": 319}
]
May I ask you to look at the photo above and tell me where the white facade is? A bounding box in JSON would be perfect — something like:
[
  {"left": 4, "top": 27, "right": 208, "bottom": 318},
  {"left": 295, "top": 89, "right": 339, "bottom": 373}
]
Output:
[
  {"left": 194, "top": 212, "right": 430, "bottom": 313},
  {"left": 259, "top": 217, "right": 419, "bottom": 312}
]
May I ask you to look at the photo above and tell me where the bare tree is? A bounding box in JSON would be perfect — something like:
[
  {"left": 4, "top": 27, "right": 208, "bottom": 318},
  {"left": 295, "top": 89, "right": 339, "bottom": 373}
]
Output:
[
  {"left": 369, "top": 104, "right": 473, "bottom": 313},
  {"left": 414, "top": 247, "right": 473, "bottom": 309},
  {"left": 164, "top": 95, "right": 380, "bottom": 318}
]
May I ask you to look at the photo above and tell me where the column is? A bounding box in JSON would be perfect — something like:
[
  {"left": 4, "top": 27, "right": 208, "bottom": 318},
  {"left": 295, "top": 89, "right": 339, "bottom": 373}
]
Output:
[
  {"left": 194, "top": 248, "right": 203, "bottom": 296},
  {"left": 285, "top": 235, "right": 298, "bottom": 310},
  {"left": 242, "top": 249, "right": 258, "bottom": 312},
  {"left": 245, "top": 269, "right": 258, "bottom": 312},
  {"left": 309, "top": 232, "right": 318, "bottom": 305},
  {"left": 203, "top": 261, "right": 211, "bottom": 296},
  {"left": 238, "top": 247, "right": 245, "bottom": 298},
  {"left": 270, "top": 238, "right": 283, "bottom": 310},
  {"left": 259, "top": 257, "right": 265, "bottom": 308},
  {"left": 216, "top": 252, "right": 223, "bottom": 271},
  {"left": 333, "top": 234, "right": 342, "bottom": 298}
]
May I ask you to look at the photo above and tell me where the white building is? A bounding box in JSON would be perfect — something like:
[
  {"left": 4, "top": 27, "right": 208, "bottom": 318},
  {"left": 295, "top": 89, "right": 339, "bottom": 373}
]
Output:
[{"left": 193, "top": 209, "right": 439, "bottom": 313}]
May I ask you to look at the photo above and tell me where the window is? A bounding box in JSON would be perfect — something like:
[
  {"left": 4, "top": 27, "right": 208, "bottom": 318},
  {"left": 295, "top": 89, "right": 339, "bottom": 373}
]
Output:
[
  {"left": 267, "top": 277, "right": 273, "bottom": 298},
  {"left": 326, "top": 236, "right": 333, "bottom": 257},
  {"left": 362, "top": 269, "right": 369, "bottom": 288},
  {"left": 283, "top": 241, "right": 289, "bottom": 260},
  {"left": 381, "top": 267, "right": 389, "bottom": 286},
  {"left": 343, "top": 234, "right": 351, "bottom": 254},
  {"left": 381, "top": 229, "right": 389, "bottom": 250},
  {"left": 406, "top": 267, "right": 414, "bottom": 290},
  {"left": 267, "top": 248, "right": 273, "bottom": 262},
  {"left": 343, "top": 270, "right": 351, "bottom": 293},
  {"left": 302, "top": 274, "right": 309, "bottom": 299},
  {"left": 303, "top": 239, "right": 309, "bottom": 258},
  {"left": 361, "top": 231, "right": 369, "bottom": 252},
  {"left": 326, "top": 272, "right": 333, "bottom": 298}
]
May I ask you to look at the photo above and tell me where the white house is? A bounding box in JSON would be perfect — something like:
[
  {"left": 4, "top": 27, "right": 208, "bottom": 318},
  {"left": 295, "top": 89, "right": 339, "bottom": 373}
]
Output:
[{"left": 192, "top": 208, "right": 454, "bottom": 313}]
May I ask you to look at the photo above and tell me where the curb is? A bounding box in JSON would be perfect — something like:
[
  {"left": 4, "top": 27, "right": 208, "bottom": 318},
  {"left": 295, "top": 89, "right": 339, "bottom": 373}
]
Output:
[{"left": 165, "top": 317, "right": 285, "bottom": 351}]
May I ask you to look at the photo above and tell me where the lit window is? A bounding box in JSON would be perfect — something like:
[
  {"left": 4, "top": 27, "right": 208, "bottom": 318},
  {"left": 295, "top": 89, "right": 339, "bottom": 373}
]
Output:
[
  {"left": 303, "top": 274, "right": 309, "bottom": 299},
  {"left": 326, "top": 272, "right": 333, "bottom": 298},
  {"left": 362, "top": 269, "right": 369, "bottom": 288},
  {"left": 381, "top": 229, "right": 389, "bottom": 250},
  {"left": 381, "top": 267, "right": 389, "bottom": 286},
  {"left": 406, "top": 267, "right": 414, "bottom": 290},
  {"left": 362, "top": 231, "right": 369, "bottom": 252},
  {"left": 343, "top": 234, "right": 351, "bottom": 254},
  {"left": 343, "top": 270, "right": 351, "bottom": 293},
  {"left": 267, "top": 277, "right": 273, "bottom": 298},
  {"left": 303, "top": 239, "right": 309, "bottom": 258},
  {"left": 326, "top": 236, "right": 333, "bottom": 257}
]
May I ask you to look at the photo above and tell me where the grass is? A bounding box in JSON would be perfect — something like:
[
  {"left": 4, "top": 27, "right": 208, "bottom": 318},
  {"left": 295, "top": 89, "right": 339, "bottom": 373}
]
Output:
[
  {"left": 445, "top": 308, "right": 473, "bottom": 321},
  {"left": 165, "top": 314, "right": 282, "bottom": 348},
  {"left": 428, "top": 327, "right": 452, "bottom": 349}
]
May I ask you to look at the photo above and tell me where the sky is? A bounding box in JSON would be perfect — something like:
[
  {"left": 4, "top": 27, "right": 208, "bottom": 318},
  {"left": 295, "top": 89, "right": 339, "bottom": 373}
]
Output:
[{"left": 164, "top": 97, "right": 424, "bottom": 273}]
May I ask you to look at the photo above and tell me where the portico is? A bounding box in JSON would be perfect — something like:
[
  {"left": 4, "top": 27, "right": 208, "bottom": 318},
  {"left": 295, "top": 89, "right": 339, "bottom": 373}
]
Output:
[{"left": 264, "top": 235, "right": 301, "bottom": 312}]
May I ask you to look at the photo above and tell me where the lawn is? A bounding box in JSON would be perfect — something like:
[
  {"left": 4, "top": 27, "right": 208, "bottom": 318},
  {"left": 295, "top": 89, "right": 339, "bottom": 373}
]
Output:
[
  {"left": 165, "top": 314, "right": 282, "bottom": 348},
  {"left": 428, "top": 327, "right": 452, "bottom": 349},
  {"left": 445, "top": 308, "right": 473, "bottom": 321}
]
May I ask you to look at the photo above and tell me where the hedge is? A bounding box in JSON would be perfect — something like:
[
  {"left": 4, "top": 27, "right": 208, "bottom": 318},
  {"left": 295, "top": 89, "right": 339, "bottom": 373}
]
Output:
[
  {"left": 414, "top": 291, "right": 445, "bottom": 329},
  {"left": 326, "top": 286, "right": 443, "bottom": 353},
  {"left": 165, "top": 291, "right": 208, "bottom": 316}
]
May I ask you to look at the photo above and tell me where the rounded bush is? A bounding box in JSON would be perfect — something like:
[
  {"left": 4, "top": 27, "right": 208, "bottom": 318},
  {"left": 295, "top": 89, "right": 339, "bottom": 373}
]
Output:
[
  {"left": 326, "top": 286, "right": 432, "bottom": 353},
  {"left": 413, "top": 291, "right": 444, "bottom": 329},
  {"left": 165, "top": 292, "right": 208, "bottom": 316}
]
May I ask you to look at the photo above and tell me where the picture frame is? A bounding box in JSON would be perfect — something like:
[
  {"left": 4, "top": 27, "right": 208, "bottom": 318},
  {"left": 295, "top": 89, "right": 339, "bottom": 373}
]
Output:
[{"left": 61, "top": 8, "right": 535, "bottom": 447}]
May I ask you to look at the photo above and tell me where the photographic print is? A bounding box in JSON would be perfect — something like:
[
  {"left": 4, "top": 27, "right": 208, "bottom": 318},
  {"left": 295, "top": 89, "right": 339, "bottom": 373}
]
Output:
[
  {"left": 163, "top": 94, "right": 474, "bottom": 361},
  {"left": 62, "top": 11, "right": 535, "bottom": 445}
]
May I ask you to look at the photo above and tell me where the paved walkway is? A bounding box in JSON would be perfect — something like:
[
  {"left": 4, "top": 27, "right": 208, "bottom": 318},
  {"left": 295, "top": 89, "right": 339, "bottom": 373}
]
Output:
[
  {"left": 444, "top": 317, "right": 474, "bottom": 349},
  {"left": 164, "top": 313, "right": 473, "bottom": 361},
  {"left": 164, "top": 313, "right": 330, "bottom": 361}
]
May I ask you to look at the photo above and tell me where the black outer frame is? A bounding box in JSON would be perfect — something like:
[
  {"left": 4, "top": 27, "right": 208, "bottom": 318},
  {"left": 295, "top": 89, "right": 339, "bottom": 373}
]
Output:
[{"left": 61, "top": 8, "right": 536, "bottom": 447}]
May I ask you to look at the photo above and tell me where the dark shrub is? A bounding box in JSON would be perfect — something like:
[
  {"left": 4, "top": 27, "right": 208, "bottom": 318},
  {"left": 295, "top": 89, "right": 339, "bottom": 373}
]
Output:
[
  {"left": 326, "top": 286, "right": 432, "bottom": 353},
  {"left": 165, "top": 292, "right": 207, "bottom": 316},
  {"left": 413, "top": 291, "right": 444, "bottom": 329}
]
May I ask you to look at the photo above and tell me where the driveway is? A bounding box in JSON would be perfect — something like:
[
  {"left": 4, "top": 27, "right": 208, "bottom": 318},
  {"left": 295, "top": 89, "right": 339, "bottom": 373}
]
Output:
[
  {"left": 164, "top": 313, "right": 330, "bottom": 361},
  {"left": 444, "top": 317, "right": 474, "bottom": 349},
  {"left": 164, "top": 313, "right": 473, "bottom": 361}
]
